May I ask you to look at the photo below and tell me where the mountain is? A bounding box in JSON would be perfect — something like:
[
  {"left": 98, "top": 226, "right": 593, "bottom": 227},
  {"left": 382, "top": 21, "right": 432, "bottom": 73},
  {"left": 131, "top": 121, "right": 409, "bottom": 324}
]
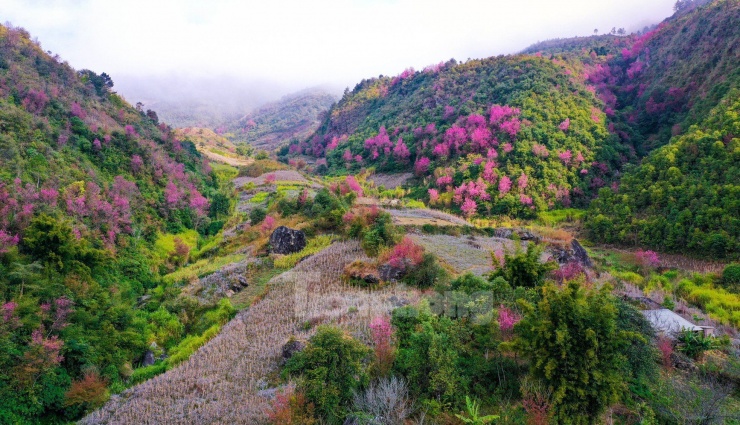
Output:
[
  {"left": 587, "top": 91, "right": 739, "bottom": 258},
  {"left": 0, "top": 23, "right": 233, "bottom": 423},
  {"left": 224, "top": 88, "right": 336, "bottom": 152},
  {"left": 174, "top": 127, "right": 253, "bottom": 166},
  {"left": 283, "top": 0, "right": 739, "bottom": 255},
  {"left": 284, "top": 54, "right": 627, "bottom": 219},
  {"left": 114, "top": 74, "right": 285, "bottom": 129}
]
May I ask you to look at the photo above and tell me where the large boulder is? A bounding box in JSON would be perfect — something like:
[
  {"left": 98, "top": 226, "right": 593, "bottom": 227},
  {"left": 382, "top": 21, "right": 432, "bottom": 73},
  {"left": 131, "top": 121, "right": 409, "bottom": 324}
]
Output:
[
  {"left": 570, "top": 239, "right": 593, "bottom": 268},
  {"left": 379, "top": 263, "right": 405, "bottom": 282},
  {"left": 269, "top": 226, "right": 307, "bottom": 255},
  {"left": 282, "top": 337, "right": 306, "bottom": 361}
]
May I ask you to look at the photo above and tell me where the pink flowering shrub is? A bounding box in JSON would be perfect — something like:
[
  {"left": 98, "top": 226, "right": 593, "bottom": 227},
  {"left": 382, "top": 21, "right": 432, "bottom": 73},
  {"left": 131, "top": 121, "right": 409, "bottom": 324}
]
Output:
[
  {"left": 344, "top": 175, "right": 363, "bottom": 196},
  {"left": 657, "top": 336, "right": 673, "bottom": 368},
  {"left": 517, "top": 173, "right": 529, "bottom": 190},
  {"left": 558, "top": 150, "right": 572, "bottom": 165},
  {"left": 550, "top": 262, "right": 585, "bottom": 284},
  {"left": 532, "top": 143, "right": 549, "bottom": 158},
  {"left": 415, "top": 157, "right": 431, "bottom": 175},
  {"left": 498, "top": 176, "right": 512, "bottom": 194},
  {"left": 369, "top": 315, "right": 395, "bottom": 376},
  {"left": 461, "top": 198, "right": 477, "bottom": 217},
  {"left": 428, "top": 188, "right": 439, "bottom": 203},
  {"left": 393, "top": 138, "right": 410, "bottom": 160},
  {"left": 498, "top": 305, "right": 521, "bottom": 336},
  {"left": 261, "top": 216, "right": 276, "bottom": 233},
  {"left": 382, "top": 236, "right": 424, "bottom": 270},
  {"left": 635, "top": 249, "right": 660, "bottom": 269},
  {"left": 558, "top": 118, "right": 570, "bottom": 131},
  {"left": 0, "top": 230, "right": 19, "bottom": 254}
]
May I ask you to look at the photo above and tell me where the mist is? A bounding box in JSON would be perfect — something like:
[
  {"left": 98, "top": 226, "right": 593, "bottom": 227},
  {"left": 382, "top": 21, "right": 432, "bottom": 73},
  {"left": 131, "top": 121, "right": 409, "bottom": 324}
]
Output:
[{"left": 1, "top": 0, "right": 678, "bottom": 126}]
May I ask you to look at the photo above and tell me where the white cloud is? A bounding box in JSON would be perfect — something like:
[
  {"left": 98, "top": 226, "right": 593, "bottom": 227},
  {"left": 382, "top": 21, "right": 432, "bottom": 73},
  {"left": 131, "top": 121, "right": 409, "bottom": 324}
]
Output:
[{"left": 1, "top": 0, "right": 676, "bottom": 93}]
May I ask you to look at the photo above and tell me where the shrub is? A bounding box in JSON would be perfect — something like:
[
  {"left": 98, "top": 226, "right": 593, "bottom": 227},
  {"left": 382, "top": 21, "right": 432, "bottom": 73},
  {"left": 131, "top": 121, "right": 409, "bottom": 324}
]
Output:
[
  {"left": 250, "top": 207, "right": 267, "bottom": 225},
  {"left": 63, "top": 371, "right": 110, "bottom": 412},
  {"left": 266, "top": 386, "right": 317, "bottom": 425},
  {"left": 515, "top": 281, "right": 631, "bottom": 424},
  {"left": 722, "top": 263, "right": 740, "bottom": 286},
  {"left": 369, "top": 316, "right": 395, "bottom": 377},
  {"left": 350, "top": 376, "right": 411, "bottom": 425},
  {"left": 450, "top": 273, "right": 494, "bottom": 294},
  {"left": 380, "top": 236, "right": 424, "bottom": 270},
  {"left": 402, "top": 253, "right": 447, "bottom": 288},
  {"left": 676, "top": 330, "right": 714, "bottom": 359},
  {"left": 284, "top": 325, "right": 371, "bottom": 425},
  {"left": 490, "top": 244, "right": 557, "bottom": 288}
]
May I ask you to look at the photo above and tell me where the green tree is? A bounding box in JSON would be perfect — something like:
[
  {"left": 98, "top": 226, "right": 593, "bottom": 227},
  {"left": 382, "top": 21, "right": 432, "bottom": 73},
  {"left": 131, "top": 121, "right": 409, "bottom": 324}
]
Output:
[
  {"left": 490, "top": 243, "right": 557, "bottom": 288},
  {"left": 514, "top": 281, "right": 632, "bottom": 424},
  {"left": 284, "top": 325, "right": 371, "bottom": 424}
]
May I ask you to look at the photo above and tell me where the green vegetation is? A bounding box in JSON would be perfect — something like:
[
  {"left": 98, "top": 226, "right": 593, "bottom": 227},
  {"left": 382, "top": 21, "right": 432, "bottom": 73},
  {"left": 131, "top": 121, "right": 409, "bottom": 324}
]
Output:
[
  {"left": 515, "top": 281, "right": 633, "bottom": 424},
  {"left": 587, "top": 93, "right": 740, "bottom": 258},
  {"left": 284, "top": 325, "right": 371, "bottom": 425},
  {"left": 273, "top": 235, "right": 333, "bottom": 269}
]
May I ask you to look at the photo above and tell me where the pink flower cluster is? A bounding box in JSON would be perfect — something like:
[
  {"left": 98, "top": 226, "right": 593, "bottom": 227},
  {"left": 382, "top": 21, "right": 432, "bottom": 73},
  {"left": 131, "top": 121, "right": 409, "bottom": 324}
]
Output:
[{"left": 498, "top": 306, "right": 521, "bottom": 334}]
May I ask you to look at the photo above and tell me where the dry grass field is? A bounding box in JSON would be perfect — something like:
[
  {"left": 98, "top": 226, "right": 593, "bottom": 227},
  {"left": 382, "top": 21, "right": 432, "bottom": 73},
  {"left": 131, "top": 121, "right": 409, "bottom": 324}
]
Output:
[{"left": 81, "top": 241, "right": 418, "bottom": 424}]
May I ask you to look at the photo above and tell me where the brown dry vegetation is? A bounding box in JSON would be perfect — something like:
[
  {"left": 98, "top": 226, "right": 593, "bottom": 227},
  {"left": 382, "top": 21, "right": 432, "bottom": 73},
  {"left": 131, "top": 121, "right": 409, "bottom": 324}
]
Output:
[
  {"left": 81, "top": 242, "right": 418, "bottom": 424},
  {"left": 175, "top": 127, "right": 254, "bottom": 166},
  {"left": 233, "top": 170, "right": 313, "bottom": 188}
]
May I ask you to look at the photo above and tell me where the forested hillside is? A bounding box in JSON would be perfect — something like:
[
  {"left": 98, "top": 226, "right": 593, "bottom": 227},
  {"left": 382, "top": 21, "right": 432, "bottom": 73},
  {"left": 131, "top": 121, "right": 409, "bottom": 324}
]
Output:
[
  {"left": 588, "top": 92, "right": 739, "bottom": 258},
  {"left": 0, "top": 24, "right": 234, "bottom": 422},
  {"left": 284, "top": 0, "right": 739, "bottom": 256},
  {"left": 283, "top": 56, "right": 625, "bottom": 218}
]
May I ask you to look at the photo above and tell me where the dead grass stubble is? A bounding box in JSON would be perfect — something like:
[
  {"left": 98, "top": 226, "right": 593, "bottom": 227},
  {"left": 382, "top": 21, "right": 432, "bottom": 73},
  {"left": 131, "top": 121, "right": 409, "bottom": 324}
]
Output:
[{"left": 81, "top": 241, "right": 418, "bottom": 424}]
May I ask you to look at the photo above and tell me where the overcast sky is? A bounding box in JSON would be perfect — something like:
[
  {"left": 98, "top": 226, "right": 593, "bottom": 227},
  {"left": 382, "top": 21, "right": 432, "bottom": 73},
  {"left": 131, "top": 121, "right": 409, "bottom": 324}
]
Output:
[{"left": 2, "top": 0, "right": 676, "bottom": 102}]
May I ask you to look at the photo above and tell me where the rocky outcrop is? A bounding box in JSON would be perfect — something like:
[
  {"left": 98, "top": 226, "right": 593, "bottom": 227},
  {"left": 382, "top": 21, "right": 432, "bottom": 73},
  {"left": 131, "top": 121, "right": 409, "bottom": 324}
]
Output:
[
  {"left": 269, "top": 226, "right": 307, "bottom": 254},
  {"left": 194, "top": 260, "right": 254, "bottom": 303},
  {"left": 379, "top": 263, "right": 405, "bottom": 282},
  {"left": 549, "top": 239, "right": 593, "bottom": 267},
  {"left": 282, "top": 338, "right": 306, "bottom": 362},
  {"left": 570, "top": 239, "right": 592, "bottom": 267},
  {"left": 493, "top": 227, "right": 541, "bottom": 242}
]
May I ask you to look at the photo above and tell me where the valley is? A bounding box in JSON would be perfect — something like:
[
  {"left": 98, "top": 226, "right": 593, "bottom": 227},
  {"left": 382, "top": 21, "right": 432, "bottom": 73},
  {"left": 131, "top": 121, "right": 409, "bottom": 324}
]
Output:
[{"left": 0, "top": 0, "right": 739, "bottom": 424}]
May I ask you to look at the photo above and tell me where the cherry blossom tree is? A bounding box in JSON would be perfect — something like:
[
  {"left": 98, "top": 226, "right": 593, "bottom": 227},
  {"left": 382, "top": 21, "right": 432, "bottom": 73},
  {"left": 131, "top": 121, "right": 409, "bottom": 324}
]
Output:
[
  {"left": 498, "top": 175, "right": 512, "bottom": 194},
  {"left": 414, "top": 157, "right": 431, "bottom": 175}
]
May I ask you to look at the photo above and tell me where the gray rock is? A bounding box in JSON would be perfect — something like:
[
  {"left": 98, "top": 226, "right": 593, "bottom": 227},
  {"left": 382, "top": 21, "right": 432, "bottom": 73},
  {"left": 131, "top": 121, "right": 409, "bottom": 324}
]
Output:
[
  {"left": 516, "top": 229, "right": 540, "bottom": 242},
  {"left": 142, "top": 350, "right": 156, "bottom": 367},
  {"left": 493, "top": 228, "right": 514, "bottom": 239},
  {"left": 570, "top": 239, "right": 593, "bottom": 267},
  {"left": 269, "top": 226, "right": 307, "bottom": 255},
  {"left": 389, "top": 295, "right": 410, "bottom": 307},
  {"left": 379, "top": 263, "right": 405, "bottom": 282},
  {"left": 257, "top": 388, "right": 279, "bottom": 399},
  {"left": 282, "top": 338, "right": 306, "bottom": 361}
]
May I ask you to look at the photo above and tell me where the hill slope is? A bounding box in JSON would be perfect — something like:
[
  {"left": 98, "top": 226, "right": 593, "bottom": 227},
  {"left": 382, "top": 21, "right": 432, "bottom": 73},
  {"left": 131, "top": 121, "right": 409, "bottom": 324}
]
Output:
[
  {"left": 0, "top": 24, "right": 231, "bottom": 423},
  {"left": 284, "top": 56, "right": 625, "bottom": 218},
  {"left": 225, "top": 88, "right": 336, "bottom": 151},
  {"left": 587, "top": 91, "right": 739, "bottom": 258},
  {"left": 284, "top": 0, "right": 739, "bottom": 255}
]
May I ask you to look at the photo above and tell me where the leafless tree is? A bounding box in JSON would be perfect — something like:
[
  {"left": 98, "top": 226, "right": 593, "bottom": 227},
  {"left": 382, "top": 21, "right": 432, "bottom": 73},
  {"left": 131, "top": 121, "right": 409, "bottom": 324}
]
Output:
[
  {"left": 651, "top": 372, "right": 738, "bottom": 424},
  {"left": 350, "top": 376, "right": 413, "bottom": 425}
]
